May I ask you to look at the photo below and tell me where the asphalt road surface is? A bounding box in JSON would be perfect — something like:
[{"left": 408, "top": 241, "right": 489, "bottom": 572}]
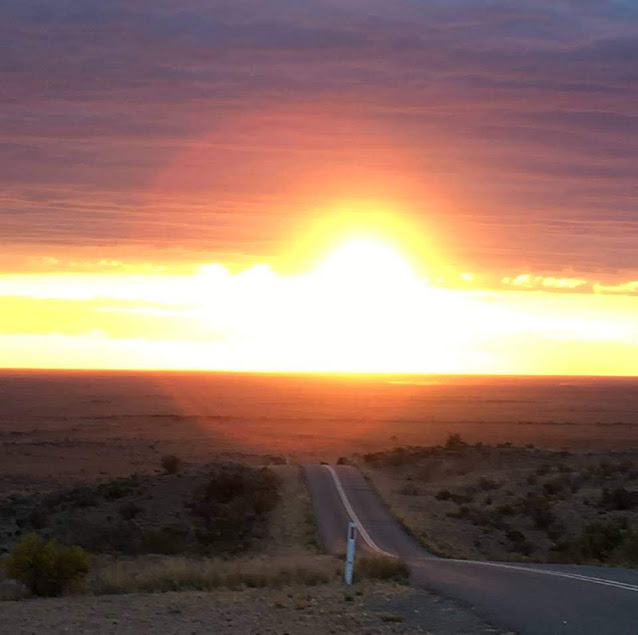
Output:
[{"left": 304, "top": 464, "right": 638, "bottom": 635}]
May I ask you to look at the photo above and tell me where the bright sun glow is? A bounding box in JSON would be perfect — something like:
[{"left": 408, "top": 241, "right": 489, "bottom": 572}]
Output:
[
  {"left": 314, "top": 238, "right": 416, "bottom": 286},
  {"left": 0, "top": 229, "right": 637, "bottom": 375}
]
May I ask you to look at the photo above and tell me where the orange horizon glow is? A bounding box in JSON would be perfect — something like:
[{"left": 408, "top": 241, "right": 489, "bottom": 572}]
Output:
[{"left": 0, "top": 221, "right": 637, "bottom": 377}]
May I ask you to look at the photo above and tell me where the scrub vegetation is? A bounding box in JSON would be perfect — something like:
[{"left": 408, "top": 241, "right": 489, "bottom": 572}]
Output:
[
  {"left": 0, "top": 460, "right": 331, "bottom": 598},
  {"left": 360, "top": 435, "right": 638, "bottom": 567}
]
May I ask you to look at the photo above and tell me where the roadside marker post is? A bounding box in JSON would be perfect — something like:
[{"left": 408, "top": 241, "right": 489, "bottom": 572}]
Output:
[{"left": 345, "top": 521, "right": 356, "bottom": 585}]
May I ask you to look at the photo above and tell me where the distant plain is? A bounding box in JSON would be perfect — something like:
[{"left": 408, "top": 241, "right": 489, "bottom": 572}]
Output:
[{"left": 1, "top": 370, "right": 636, "bottom": 497}]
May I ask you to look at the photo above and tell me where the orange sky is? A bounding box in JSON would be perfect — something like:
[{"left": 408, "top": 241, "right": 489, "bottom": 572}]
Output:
[{"left": 1, "top": 2, "right": 637, "bottom": 374}]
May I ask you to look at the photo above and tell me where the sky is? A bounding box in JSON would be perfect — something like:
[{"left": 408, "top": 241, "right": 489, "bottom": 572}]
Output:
[{"left": 1, "top": 0, "right": 637, "bottom": 374}]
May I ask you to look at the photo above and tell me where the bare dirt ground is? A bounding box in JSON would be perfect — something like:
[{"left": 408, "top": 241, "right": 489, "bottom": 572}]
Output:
[{"left": 0, "top": 582, "right": 511, "bottom": 634}]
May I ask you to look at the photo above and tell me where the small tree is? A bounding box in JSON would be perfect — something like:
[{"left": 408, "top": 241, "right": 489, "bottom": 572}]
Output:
[
  {"left": 161, "top": 454, "right": 181, "bottom": 474},
  {"left": 3, "top": 533, "right": 89, "bottom": 596}
]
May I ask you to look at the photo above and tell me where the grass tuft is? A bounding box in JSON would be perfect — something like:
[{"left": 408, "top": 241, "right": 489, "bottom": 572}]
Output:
[
  {"left": 87, "top": 554, "right": 340, "bottom": 595},
  {"left": 355, "top": 556, "right": 409, "bottom": 584}
]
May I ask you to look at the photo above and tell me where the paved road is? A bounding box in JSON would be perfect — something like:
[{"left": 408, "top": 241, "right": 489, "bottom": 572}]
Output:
[{"left": 304, "top": 464, "right": 638, "bottom": 635}]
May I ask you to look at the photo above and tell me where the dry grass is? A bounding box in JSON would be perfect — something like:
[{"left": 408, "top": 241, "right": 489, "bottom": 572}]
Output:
[
  {"left": 362, "top": 471, "right": 472, "bottom": 559},
  {"left": 87, "top": 553, "right": 342, "bottom": 595},
  {"left": 355, "top": 556, "right": 409, "bottom": 584},
  {"left": 85, "top": 466, "right": 334, "bottom": 595},
  {"left": 2, "top": 464, "right": 335, "bottom": 600},
  {"left": 261, "top": 465, "right": 319, "bottom": 554}
]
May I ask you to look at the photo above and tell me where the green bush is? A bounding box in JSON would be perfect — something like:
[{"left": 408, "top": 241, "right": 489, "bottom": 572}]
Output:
[
  {"left": 579, "top": 518, "right": 626, "bottom": 561},
  {"left": 3, "top": 533, "right": 89, "bottom": 596}
]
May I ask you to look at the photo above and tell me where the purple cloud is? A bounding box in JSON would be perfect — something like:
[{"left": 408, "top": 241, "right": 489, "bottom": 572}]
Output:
[{"left": 0, "top": 0, "right": 636, "bottom": 280}]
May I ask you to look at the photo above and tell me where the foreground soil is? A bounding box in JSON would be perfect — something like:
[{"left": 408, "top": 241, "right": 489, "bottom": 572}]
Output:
[{"left": 0, "top": 583, "right": 510, "bottom": 634}]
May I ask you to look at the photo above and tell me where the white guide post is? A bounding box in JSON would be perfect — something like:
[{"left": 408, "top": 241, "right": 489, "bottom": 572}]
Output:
[{"left": 345, "top": 521, "right": 356, "bottom": 585}]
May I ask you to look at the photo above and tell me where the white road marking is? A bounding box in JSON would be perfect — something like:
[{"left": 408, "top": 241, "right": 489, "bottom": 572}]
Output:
[
  {"left": 325, "top": 465, "right": 638, "bottom": 593},
  {"left": 323, "top": 465, "right": 396, "bottom": 558},
  {"left": 450, "top": 560, "right": 638, "bottom": 593}
]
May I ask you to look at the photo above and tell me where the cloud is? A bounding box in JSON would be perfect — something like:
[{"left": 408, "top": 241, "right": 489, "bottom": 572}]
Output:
[
  {"left": 501, "top": 274, "right": 638, "bottom": 296},
  {"left": 502, "top": 274, "right": 590, "bottom": 291},
  {"left": 594, "top": 281, "right": 638, "bottom": 295},
  {"left": 0, "top": 1, "right": 636, "bottom": 279}
]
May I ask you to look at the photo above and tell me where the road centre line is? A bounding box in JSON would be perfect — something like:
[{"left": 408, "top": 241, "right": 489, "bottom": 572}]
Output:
[
  {"left": 326, "top": 464, "right": 638, "bottom": 593},
  {"left": 323, "top": 465, "right": 396, "bottom": 558},
  {"left": 451, "top": 560, "right": 638, "bottom": 593}
]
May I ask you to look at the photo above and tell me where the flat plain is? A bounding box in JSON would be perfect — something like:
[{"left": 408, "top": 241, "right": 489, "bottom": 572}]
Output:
[{"left": 1, "top": 370, "right": 637, "bottom": 498}]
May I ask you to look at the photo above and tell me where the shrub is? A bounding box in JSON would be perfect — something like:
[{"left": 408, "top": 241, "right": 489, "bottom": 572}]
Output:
[
  {"left": 118, "top": 501, "right": 142, "bottom": 520},
  {"left": 506, "top": 529, "right": 526, "bottom": 543},
  {"left": 521, "top": 494, "right": 556, "bottom": 529},
  {"left": 542, "top": 480, "right": 565, "bottom": 497},
  {"left": 444, "top": 433, "right": 465, "bottom": 452},
  {"left": 590, "top": 460, "right": 624, "bottom": 480},
  {"left": 599, "top": 488, "right": 638, "bottom": 511},
  {"left": 513, "top": 541, "right": 534, "bottom": 557},
  {"left": 384, "top": 447, "right": 410, "bottom": 467},
  {"left": 547, "top": 523, "right": 566, "bottom": 541},
  {"left": 477, "top": 478, "right": 501, "bottom": 491},
  {"left": 3, "top": 533, "right": 89, "bottom": 596},
  {"left": 579, "top": 518, "right": 626, "bottom": 561},
  {"left": 58, "top": 485, "right": 99, "bottom": 508},
  {"left": 435, "top": 489, "right": 452, "bottom": 501},
  {"left": 188, "top": 464, "right": 280, "bottom": 547},
  {"left": 356, "top": 556, "right": 409, "bottom": 583},
  {"left": 451, "top": 492, "right": 473, "bottom": 504},
  {"left": 616, "top": 531, "right": 638, "bottom": 566},
  {"left": 27, "top": 508, "right": 48, "bottom": 530},
  {"left": 99, "top": 478, "right": 136, "bottom": 500},
  {"left": 161, "top": 454, "right": 182, "bottom": 475}
]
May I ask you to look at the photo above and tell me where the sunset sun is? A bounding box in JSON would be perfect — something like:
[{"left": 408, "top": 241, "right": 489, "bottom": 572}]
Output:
[{"left": 313, "top": 238, "right": 416, "bottom": 287}]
